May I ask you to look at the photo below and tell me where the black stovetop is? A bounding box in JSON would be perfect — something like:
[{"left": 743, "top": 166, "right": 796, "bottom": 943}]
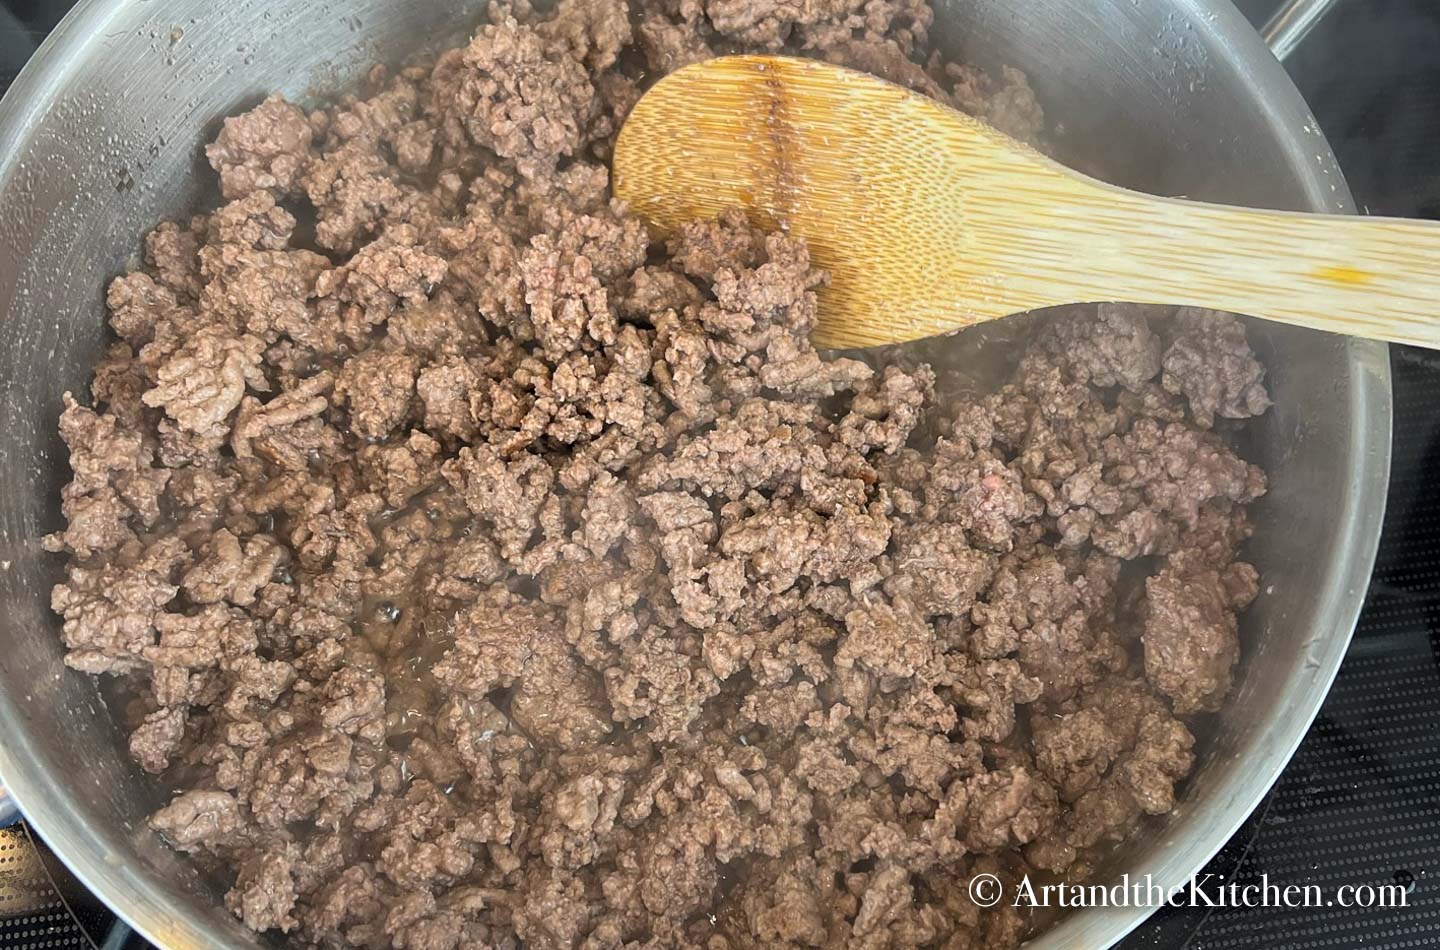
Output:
[{"left": 4, "top": 2, "right": 1440, "bottom": 948}]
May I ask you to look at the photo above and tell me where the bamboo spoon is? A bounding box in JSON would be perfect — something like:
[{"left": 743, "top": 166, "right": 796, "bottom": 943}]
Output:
[{"left": 613, "top": 53, "right": 1438, "bottom": 350}]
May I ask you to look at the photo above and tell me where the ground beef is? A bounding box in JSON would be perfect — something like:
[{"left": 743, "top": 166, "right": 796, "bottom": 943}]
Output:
[
  {"left": 432, "top": 16, "right": 598, "bottom": 181},
  {"left": 1162, "top": 307, "right": 1273, "bottom": 427},
  {"left": 48, "top": 3, "right": 1270, "bottom": 947},
  {"left": 1143, "top": 552, "right": 1260, "bottom": 714},
  {"left": 205, "top": 93, "right": 314, "bottom": 200}
]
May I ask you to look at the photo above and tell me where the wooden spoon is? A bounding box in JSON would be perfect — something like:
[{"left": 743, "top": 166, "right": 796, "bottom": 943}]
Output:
[{"left": 613, "top": 53, "right": 1438, "bottom": 350}]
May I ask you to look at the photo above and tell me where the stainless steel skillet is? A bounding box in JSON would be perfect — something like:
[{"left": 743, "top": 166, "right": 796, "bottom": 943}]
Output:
[{"left": 0, "top": 0, "right": 1388, "bottom": 946}]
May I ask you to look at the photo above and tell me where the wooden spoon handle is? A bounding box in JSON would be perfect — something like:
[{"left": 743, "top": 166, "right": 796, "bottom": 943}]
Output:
[{"left": 1064, "top": 186, "right": 1440, "bottom": 347}]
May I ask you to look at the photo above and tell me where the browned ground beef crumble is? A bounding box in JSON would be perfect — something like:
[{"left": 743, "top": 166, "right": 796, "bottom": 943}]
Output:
[{"left": 46, "top": 1, "right": 1271, "bottom": 946}]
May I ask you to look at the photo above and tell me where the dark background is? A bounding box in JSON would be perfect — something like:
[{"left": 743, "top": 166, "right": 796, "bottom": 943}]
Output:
[{"left": 5, "top": 1, "right": 1440, "bottom": 948}]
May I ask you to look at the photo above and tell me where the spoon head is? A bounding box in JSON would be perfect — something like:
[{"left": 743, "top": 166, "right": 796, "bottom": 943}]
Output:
[{"left": 613, "top": 54, "right": 1071, "bottom": 348}]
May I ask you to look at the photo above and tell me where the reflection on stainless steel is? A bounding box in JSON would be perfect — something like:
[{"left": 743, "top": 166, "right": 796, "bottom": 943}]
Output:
[
  {"left": 1262, "top": 0, "right": 1343, "bottom": 61},
  {"left": 0, "top": 0, "right": 1390, "bottom": 948}
]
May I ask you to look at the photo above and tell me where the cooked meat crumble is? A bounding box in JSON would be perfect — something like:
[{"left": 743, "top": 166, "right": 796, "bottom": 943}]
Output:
[{"left": 46, "top": 0, "right": 1269, "bottom": 946}]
